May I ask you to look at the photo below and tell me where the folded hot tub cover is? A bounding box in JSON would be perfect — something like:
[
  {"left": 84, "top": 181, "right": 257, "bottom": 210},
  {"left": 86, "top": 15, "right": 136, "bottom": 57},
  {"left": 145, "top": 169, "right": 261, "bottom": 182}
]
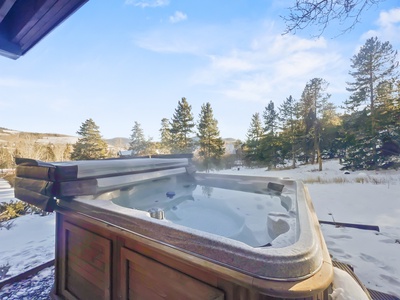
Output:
[{"left": 14, "top": 157, "right": 194, "bottom": 212}]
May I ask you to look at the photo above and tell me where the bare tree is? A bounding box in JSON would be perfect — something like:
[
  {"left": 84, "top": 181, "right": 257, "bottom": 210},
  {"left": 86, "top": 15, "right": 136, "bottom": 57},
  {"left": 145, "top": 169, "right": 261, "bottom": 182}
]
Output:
[{"left": 282, "top": 0, "right": 386, "bottom": 37}]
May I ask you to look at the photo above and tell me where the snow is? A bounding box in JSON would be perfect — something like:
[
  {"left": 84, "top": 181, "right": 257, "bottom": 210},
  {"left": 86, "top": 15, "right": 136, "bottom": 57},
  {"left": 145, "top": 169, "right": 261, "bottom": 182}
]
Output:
[
  {"left": 0, "top": 180, "right": 15, "bottom": 204},
  {"left": 213, "top": 160, "right": 400, "bottom": 298},
  {"left": 35, "top": 136, "right": 78, "bottom": 144},
  {"left": 0, "top": 159, "right": 399, "bottom": 298},
  {"left": 0, "top": 214, "right": 55, "bottom": 279},
  {"left": 331, "top": 267, "right": 369, "bottom": 300}
]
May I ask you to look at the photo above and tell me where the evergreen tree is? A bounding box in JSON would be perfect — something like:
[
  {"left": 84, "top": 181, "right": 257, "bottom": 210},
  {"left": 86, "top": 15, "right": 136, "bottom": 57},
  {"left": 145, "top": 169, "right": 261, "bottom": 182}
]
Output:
[
  {"left": 71, "top": 118, "right": 108, "bottom": 160},
  {"left": 197, "top": 102, "right": 225, "bottom": 171},
  {"left": 263, "top": 100, "right": 279, "bottom": 135},
  {"left": 261, "top": 101, "right": 280, "bottom": 168},
  {"left": 244, "top": 113, "right": 264, "bottom": 165},
  {"left": 299, "top": 78, "right": 331, "bottom": 170},
  {"left": 375, "top": 80, "right": 400, "bottom": 130},
  {"left": 129, "top": 121, "right": 150, "bottom": 156},
  {"left": 159, "top": 118, "right": 172, "bottom": 154},
  {"left": 170, "top": 97, "right": 196, "bottom": 153},
  {"left": 279, "top": 95, "right": 299, "bottom": 168},
  {"left": 345, "top": 37, "right": 399, "bottom": 169},
  {"left": 319, "top": 102, "right": 342, "bottom": 159}
]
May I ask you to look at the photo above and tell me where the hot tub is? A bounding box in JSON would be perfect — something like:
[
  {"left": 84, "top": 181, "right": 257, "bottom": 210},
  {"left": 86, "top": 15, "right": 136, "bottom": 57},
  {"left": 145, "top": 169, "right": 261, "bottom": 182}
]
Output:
[{"left": 14, "top": 157, "right": 333, "bottom": 300}]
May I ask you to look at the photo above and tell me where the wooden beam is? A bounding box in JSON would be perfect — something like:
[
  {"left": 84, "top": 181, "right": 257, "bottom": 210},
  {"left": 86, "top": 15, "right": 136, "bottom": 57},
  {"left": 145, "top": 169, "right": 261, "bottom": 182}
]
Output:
[
  {"left": 8, "top": 0, "right": 57, "bottom": 43},
  {"left": 0, "top": 34, "right": 21, "bottom": 59},
  {"left": 0, "top": 0, "right": 16, "bottom": 23},
  {"left": 0, "top": 0, "right": 89, "bottom": 59},
  {"left": 19, "top": 0, "right": 88, "bottom": 53}
]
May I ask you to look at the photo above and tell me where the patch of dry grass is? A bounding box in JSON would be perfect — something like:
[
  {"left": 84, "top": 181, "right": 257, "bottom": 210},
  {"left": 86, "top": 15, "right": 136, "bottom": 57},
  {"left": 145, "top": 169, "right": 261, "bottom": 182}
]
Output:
[
  {"left": 303, "top": 175, "right": 395, "bottom": 185},
  {"left": 303, "top": 176, "right": 349, "bottom": 184}
]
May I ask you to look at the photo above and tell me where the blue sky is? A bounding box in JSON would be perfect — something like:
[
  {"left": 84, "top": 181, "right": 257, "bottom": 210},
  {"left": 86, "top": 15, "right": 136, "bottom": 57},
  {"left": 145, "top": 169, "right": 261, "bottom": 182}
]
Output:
[{"left": 0, "top": 0, "right": 399, "bottom": 141}]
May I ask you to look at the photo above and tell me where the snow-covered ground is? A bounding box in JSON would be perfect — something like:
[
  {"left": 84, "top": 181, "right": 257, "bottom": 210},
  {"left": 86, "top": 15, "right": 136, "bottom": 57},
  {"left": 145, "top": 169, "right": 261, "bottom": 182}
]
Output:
[{"left": 0, "top": 160, "right": 399, "bottom": 298}]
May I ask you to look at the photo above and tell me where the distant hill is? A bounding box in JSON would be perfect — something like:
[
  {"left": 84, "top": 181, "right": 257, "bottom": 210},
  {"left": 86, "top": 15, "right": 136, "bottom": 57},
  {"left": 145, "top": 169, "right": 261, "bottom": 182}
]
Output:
[
  {"left": 0, "top": 127, "right": 78, "bottom": 145},
  {"left": 105, "top": 137, "right": 130, "bottom": 149},
  {"left": 223, "top": 138, "right": 238, "bottom": 143},
  {"left": 0, "top": 127, "right": 239, "bottom": 151}
]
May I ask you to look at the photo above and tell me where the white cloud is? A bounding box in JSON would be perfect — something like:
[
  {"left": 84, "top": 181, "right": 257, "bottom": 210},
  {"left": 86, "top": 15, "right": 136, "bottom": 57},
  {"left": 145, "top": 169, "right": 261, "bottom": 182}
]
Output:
[
  {"left": 125, "top": 0, "right": 169, "bottom": 8},
  {"left": 169, "top": 11, "right": 187, "bottom": 23},
  {"left": 210, "top": 52, "right": 255, "bottom": 72},
  {"left": 362, "top": 7, "right": 400, "bottom": 43},
  {"left": 191, "top": 33, "right": 347, "bottom": 105},
  {"left": 133, "top": 20, "right": 349, "bottom": 106},
  {"left": 133, "top": 24, "right": 231, "bottom": 55},
  {"left": 377, "top": 7, "right": 400, "bottom": 27},
  {"left": 135, "top": 31, "right": 201, "bottom": 54}
]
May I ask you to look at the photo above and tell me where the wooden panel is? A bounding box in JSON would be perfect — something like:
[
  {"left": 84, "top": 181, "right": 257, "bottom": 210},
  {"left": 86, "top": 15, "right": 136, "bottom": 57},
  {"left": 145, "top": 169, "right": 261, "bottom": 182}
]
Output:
[
  {"left": 121, "top": 247, "right": 224, "bottom": 300},
  {"left": 124, "top": 238, "right": 220, "bottom": 288},
  {"left": 67, "top": 235, "right": 105, "bottom": 271},
  {"left": 4, "top": 0, "right": 48, "bottom": 40},
  {"left": 0, "top": 0, "right": 88, "bottom": 58},
  {"left": 67, "top": 252, "right": 105, "bottom": 290},
  {"left": 67, "top": 268, "right": 104, "bottom": 300},
  {"left": 55, "top": 211, "right": 332, "bottom": 300},
  {"left": 18, "top": 0, "right": 61, "bottom": 43},
  {"left": 0, "top": 0, "right": 16, "bottom": 23},
  {"left": 60, "top": 221, "right": 112, "bottom": 300}
]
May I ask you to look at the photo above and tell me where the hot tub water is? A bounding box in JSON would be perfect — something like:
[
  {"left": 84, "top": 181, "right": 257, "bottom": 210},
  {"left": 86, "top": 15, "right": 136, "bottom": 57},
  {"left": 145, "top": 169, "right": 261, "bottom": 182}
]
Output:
[{"left": 111, "top": 181, "right": 294, "bottom": 248}]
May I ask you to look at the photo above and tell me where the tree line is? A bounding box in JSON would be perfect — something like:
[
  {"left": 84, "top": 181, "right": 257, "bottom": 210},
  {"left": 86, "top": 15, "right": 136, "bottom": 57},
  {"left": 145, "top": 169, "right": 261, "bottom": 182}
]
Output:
[
  {"left": 1, "top": 36, "right": 398, "bottom": 171},
  {"left": 244, "top": 36, "right": 400, "bottom": 170},
  {"left": 69, "top": 98, "right": 226, "bottom": 171},
  {"left": 0, "top": 99, "right": 227, "bottom": 171}
]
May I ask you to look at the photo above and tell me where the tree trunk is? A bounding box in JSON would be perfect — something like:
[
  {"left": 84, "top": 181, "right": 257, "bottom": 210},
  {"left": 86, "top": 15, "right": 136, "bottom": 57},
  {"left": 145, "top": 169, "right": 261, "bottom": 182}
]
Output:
[
  {"left": 292, "top": 143, "right": 296, "bottom": 169},
  {"left": 318, "top": 147, "right": 322, "bottom": 171}
]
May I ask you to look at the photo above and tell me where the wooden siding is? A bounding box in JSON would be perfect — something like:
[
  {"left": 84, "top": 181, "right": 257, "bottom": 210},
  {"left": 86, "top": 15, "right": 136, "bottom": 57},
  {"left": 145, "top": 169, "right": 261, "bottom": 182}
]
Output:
[
  {"left": 0, "top": 0, "right": 88, "bottom": 59},
  {"left": 121, "top": 247, "right": 224, "bottom": 300},
  {"left": 54, "top": 210, "right": 333, "bottom": 300},
  {"left": 59, "top": 221, "right": 111, "bottom": 300}
]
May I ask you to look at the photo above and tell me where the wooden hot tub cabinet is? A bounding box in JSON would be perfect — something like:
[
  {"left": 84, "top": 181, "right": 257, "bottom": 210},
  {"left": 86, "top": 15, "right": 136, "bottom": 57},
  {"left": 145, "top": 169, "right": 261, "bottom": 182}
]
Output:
[
  {"left": 53, "top": 207, "right": 333, "bottom": 300},
  {"left": 13, "top": 158, "right": 333, "bottom": 299}
]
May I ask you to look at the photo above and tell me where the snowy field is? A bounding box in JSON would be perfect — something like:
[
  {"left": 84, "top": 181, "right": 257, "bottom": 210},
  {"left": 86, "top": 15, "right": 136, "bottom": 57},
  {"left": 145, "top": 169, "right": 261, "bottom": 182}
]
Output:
[{"left": 0, "top": 159, "right": 399, "bottom": 298}]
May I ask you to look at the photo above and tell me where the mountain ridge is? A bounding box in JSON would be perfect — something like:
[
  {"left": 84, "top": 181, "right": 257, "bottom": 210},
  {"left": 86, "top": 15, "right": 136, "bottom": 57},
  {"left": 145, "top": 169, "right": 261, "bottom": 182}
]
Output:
[{"left": 0, "top": 127, "right": 239, "bottom": 149}]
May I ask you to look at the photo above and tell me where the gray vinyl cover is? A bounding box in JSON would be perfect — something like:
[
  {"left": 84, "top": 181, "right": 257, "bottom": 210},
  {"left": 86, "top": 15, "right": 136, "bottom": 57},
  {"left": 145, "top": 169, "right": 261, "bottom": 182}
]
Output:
[
  {"left": 15, "top": 157, "right": 190, "bottom": 181},
  {"left": 14, "top": 157, "right": 192, "bottom": 212}
]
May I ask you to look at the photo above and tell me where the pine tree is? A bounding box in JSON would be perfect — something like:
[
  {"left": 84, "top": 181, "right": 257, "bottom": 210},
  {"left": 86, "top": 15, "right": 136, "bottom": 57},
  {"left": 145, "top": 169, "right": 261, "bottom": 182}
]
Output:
[
  {"left": 345, "top": 37, "right": 399, "bottom": 169},
  {"left": 71, "top": 118, "right": 108, "bottom": 160},
  {"left": 261, "top": 101, "right": 280, "bottom": 168},
  {"left": 279, "top": 95, "right": 299, "bottom": 169},
  {"left": 375, "top": 80, "right": 399, "bottom": 128},
  {"left": 197, "top": 102, "right": 225, "bottom": 171},
  {"left": 299, "top": 78, "right": 331, "bottom": 170},
  {"left": 159, "top": 118, "right": 172, "bottom": 154},
  {"left": 263, "top": 101, "right": 279, "bottom": 135},
  {"left": 244, "top": 113, "right": 264, "bottom": 165},
  {"left": 170, "top": 97, "right": 196, "bottom": 154},
  {"left": 367, "top": 80, "right": 400, "bottom": 166},
  {"left": 319, "top": 102, "right": 342, "bottom": 159},
  {"left": 129, "top": 121, "right": 150, "bottom": 156}
]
